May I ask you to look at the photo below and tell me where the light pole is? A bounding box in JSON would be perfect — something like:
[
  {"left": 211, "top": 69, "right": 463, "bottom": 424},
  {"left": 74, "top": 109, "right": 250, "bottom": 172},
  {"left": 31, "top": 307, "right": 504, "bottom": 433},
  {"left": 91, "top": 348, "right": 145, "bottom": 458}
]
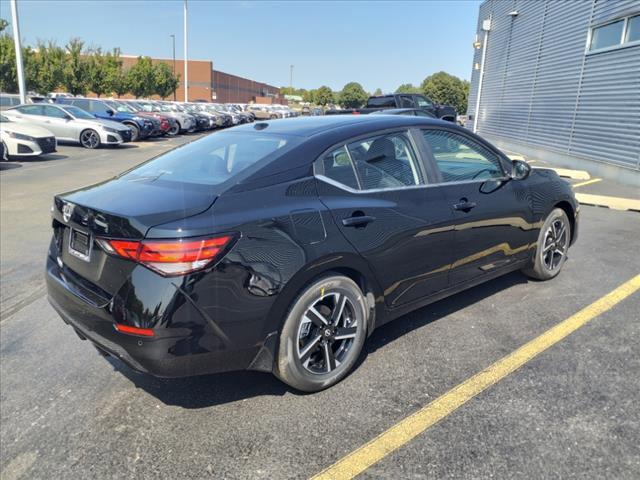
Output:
[
  {"left": 10, "top": 0, "right": 26, "bottom": 104},
  {"left": 289, "top": 64, "right": 294, "bottom": 89},
  {"left": 183, "top": 0, "right": 189, "bottom": 102},
  {"left": 170, "top": 34, "right": 176, "bottom": 101},
  {"left": 473, "top": 16, "right": 491, "bottom": 134}
]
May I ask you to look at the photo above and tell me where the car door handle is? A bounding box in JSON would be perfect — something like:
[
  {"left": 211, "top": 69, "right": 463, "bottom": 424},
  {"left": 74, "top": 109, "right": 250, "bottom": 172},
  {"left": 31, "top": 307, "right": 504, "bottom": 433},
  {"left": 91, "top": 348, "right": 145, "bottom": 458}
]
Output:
[
  {"left": 342, "top": 215, "right": 376, "bottom": 227},
  {"left": 453, "top": 199, "right": 477, "bottom": 212}
]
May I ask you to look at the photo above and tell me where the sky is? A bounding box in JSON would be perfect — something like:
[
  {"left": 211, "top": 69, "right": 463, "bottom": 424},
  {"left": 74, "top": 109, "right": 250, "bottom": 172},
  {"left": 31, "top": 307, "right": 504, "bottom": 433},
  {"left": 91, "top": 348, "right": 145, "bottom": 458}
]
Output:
[{"left": 1, "top": 0, "right": 482, "bottom": 92}]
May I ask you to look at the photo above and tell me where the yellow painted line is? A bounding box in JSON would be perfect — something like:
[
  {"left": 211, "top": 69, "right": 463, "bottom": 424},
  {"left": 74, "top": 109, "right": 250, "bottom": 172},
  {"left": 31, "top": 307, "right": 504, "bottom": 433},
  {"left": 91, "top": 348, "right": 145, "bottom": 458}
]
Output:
[
  {"left": 575, "top": 193, "right": 640, "bottom": 212},
  {"left": 311, "top": 274, "right": 640, "bottom": 480},
  {"left": 532, "top": 166, "right": 591, "bottom": 180},
  {"left": 572, "top": 178, "right": 602, "bottom": 189}
]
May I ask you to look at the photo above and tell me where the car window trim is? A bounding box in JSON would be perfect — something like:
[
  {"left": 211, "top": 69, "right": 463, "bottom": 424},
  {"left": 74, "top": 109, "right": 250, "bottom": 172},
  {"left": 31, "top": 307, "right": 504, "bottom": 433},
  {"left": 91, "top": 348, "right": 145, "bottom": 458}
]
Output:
[{"left": 415, "top": 125, "right": 512, "bottom": 183}]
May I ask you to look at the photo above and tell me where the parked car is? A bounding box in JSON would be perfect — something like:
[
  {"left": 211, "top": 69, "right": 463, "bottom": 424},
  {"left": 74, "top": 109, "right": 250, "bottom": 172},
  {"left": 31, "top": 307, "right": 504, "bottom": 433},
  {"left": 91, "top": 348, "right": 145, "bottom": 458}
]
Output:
[
  {"left": 1, "top": 93, "right": 24, "bottom": 110},
  {"left": 370, "top": 108, "right": 437, "bottom": 118},
  {"left": 247, "top": 104, "right": 277, "bottom": 120},
  {"left": 114, "top": 100, "right": 173, "bottom": 136},
  {"left": 0, "top": 113, "right": 57, "bottom": 158},
  {"left": 180, "top": 103, "right": 215, "bottom": 130},
  {"left": 56, "top": 98, "right": 155, "bottom": 141},
  {"left": 46, "top": 115, "right": 578, "bottom": 392},
  {"left": 149, "top": 101, "right": 197, "bottom": 133},
  {"left": 4, "top": 104, "right": 131, "bottom": 148},
  {"left": 326, "top": 93, "right": 457, "bottom": 122}
]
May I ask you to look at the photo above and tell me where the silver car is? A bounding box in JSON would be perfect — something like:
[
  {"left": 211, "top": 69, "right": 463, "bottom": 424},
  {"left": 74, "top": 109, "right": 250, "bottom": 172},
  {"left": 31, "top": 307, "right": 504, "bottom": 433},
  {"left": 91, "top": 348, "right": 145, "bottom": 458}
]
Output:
[{"left": 3, "top": 103, "right": 132, "bottom": 148}]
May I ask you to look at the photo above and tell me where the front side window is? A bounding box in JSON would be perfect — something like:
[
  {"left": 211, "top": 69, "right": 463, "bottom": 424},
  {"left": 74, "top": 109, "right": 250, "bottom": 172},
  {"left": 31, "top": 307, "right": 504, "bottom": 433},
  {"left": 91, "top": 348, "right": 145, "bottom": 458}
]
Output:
[
  {"left": 90, "top": 101, "right": 109, "bottom": 114},
  {"left": 590, "top": 19, "right": 624, "bottom": 50},
  {"left": 626, "top": 14, "right": 640, "bottom": 43},
  {"left": 347, "top": 132, "right": 424, "bottom": 190},
  {"left": 415, "top": 95, "right": 433, "bottom": 108},
  {"left": 122, "top": 131, "right": 299, "bottom": 186},
  {"left": 422, "top": 129, "right": 504, "bottom": 182}
]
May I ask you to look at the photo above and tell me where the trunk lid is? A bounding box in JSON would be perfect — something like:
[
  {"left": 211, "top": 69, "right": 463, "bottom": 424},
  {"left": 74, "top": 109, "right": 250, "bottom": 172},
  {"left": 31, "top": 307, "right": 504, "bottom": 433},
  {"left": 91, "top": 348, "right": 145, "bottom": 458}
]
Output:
[{"left": 51, "top": 177, "right": 217, "bottom": 297}]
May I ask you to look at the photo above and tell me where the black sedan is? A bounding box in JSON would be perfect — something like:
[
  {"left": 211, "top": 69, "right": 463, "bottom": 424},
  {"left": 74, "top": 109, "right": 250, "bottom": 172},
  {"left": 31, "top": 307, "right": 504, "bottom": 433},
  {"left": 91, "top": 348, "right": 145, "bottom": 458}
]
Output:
[
  {"left": 370, "top": 108, "right": 437, "bottom": 118},
  {"left": 46, "top": 116, "right": 579, "bottom": 392}
]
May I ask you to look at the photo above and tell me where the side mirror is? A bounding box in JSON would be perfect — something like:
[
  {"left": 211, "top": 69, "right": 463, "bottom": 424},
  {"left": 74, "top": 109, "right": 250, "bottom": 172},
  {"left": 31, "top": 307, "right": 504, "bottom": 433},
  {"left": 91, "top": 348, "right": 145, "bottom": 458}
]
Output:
[
  {"left": 511, "top": 159, "right": 531, "bottom": 180},
  {"left": 64, "top": 114, "right": 73, "bottom": 121},
  {"left": 107, "top": 109, "right": 115, "bottom": 116}
]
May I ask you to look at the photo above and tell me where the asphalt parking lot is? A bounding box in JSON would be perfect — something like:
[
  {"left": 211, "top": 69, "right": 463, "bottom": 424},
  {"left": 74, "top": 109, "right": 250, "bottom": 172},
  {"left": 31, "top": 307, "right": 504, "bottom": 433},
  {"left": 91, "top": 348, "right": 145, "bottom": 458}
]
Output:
[{"left": 1, "top": 137, "right": 639, "bottom": 479}]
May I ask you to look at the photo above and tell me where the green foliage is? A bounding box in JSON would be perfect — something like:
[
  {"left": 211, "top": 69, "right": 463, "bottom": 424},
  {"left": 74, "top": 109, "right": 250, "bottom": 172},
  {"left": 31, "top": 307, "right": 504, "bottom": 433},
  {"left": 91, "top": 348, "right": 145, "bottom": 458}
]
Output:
[
  {"left": 339, "top": 82, "right": 368, "bottom": 109},
  {"left": 315, "top": 85, "right": 334, "bottom": 106},
  {"left": 373, "top": 88, "right": 383, "bottom": 96},
  {"left": 86, "top": 47, "right": 110, "bottom": 97},
  {"left": 62, "top": 38, "right": 88, "bottom": 96},
  {"left": 30, "top": 41, "right": 65, "bottom": 94},
  {"left": 153, "top": 62, "right": 179, "bottom": 99},
  {"left": 0, "top": 18, "right": 8, "bottom": 33},
  {"left": 0, "top": 32, "right": 17, "bottom": 92},
  {"left": 127, "top": 56, "right": 155, "bottom": 98},
  {"left": 420, "top": 72, "right": 468, "bottom": 114},
  {"left": 395, "top": 83, "right": 421, "bottom": 94}
]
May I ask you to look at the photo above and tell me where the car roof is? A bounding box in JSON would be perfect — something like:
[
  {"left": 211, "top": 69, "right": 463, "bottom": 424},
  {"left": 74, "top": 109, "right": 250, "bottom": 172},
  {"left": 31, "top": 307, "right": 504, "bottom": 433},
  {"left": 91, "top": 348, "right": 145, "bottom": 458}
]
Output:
[{"left": 231, "top": 114, "right": 446, "bottom": 138}]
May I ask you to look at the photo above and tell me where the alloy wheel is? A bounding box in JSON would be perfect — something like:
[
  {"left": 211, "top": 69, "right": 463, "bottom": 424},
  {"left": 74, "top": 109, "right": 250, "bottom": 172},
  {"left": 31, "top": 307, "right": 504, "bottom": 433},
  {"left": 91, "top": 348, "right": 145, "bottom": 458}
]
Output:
[
  {"left": 296, "top": 292, "right": 359, "bottom": 374},
  {"left": 80, "top": 130, "right": 100, "bottom": 149},
  {"left": 542, "top": 218, "right": 568, "bottom": 271}
]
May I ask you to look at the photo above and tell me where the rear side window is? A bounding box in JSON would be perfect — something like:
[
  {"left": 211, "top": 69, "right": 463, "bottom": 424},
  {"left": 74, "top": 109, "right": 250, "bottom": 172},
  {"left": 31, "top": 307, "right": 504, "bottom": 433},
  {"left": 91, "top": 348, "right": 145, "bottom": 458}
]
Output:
[
  {"left": 0, "top": 96, "right": 19, "bottom": 107},
  {"left": 316, "top": 132, "right": 424, "bottom": 191},
  {"left": 422, "top": 129, "right": 505, "bottom": 182},
  {"left": 318, "top": 146, "right": 359, "bottom": 190},
  {"left": 16, "top": 105, "right": 43, "bottom": 115},
  {"left": 347, "top": 133, "right": 423, "bottom": 190},
  {"left": 367, "top": 97, "right": 396, "bottom": 108},
  {"left": 122, "top": 131, "right": 300, "bottom": 186}
]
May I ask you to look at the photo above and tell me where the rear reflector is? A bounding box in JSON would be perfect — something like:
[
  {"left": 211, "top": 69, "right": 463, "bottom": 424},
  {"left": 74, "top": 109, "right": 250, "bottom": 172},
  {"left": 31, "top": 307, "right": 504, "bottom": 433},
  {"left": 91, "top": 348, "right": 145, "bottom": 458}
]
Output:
[
  {"left": 97, "top": 234, "right": 235, "bottom": 276},
  {"left": 114, "top": 324, "right": 155, "bottom": 337}
]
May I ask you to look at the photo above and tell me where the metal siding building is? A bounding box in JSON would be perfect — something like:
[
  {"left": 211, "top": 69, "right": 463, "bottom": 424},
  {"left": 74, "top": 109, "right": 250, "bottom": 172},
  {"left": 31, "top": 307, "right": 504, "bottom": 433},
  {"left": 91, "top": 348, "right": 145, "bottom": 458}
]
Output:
[{"left": 467, "top": 0, "right": 640, "bottom": 175}]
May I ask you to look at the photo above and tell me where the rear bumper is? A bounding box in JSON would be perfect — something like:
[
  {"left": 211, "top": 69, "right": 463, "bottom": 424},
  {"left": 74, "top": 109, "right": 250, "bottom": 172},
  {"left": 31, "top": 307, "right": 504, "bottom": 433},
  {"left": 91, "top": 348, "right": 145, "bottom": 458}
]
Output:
[{"left": 45, "top": 256, "right": 262, "bottom": 377}]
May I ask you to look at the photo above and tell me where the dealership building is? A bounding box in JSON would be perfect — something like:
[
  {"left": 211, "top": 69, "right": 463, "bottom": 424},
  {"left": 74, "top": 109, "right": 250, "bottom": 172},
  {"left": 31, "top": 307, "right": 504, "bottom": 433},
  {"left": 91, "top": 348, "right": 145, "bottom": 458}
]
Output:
[
  {"left": 467, "top": 0, "right": 640, "bottom": 184},
  {"left": 120, "top": 55, "right": 284, "bottom": 104}
]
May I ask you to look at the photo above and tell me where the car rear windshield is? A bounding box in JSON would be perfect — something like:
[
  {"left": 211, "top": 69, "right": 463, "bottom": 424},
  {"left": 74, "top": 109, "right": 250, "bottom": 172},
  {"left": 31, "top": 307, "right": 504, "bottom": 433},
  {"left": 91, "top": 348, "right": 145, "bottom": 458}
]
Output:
[{"left": 122, "top": 131, "right": 301, "bottom": 185}]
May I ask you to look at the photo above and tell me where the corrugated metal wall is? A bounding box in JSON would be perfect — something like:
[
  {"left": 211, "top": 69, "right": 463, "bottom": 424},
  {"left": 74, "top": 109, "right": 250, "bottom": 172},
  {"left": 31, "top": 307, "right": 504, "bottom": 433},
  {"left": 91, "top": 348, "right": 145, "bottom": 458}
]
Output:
[{"left": 467, "top": 0, "right": 640, "bottom": 170}]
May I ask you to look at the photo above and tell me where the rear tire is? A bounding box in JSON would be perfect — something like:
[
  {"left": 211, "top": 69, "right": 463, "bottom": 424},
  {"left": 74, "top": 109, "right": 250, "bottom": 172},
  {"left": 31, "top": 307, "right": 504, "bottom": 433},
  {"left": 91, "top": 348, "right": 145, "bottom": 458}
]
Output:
[
  {"left": 522, "top": 208, "right": 571, "bottom": 280},
  {"left": 169, "top": 122, "right": 180, "bottom": 135},
  {"left": 79, "top": 129, "right": 101, "bottom": 149},
  {"left": 275, "top": 275, "right": 367, "bottom": 392}
]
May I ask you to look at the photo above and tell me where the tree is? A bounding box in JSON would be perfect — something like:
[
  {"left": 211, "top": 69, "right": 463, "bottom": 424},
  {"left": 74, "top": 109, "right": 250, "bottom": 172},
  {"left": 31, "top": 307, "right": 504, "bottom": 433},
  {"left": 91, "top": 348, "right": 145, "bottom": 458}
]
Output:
[
  {"left": 339, "top": 82, "right": 368, "bottom": 109},
  {"left": 127, "top": 56, "right": 155, "bottom": 98},
  {"left": 0, "top": 18, "right": 8, "bottom": 32},
  {"left": 315, "top": 85, "right": 334, "bottom": 106},
  {"left": 86, "top": 47, "right": 110, "bottom": 97},
  {"left": 63, "top": 38, "right": 88, "bottom": 96},
  {"left": 420, "top": 71, "right": 469, "bottom": 114},
  {"left": 100, "top": 48, "right": 128, "bottom": 97},
  {"left": 31, "top": 41, "right": 65, "bottom": 94},
  {"left": 373, "top": 88, "right": 383, "bottom": 96},
  {"left": 0, "top": 31, "right": 17, "bottom": 92},
  {"left": 395, "top": 83, "right": 421, "bottom": 94},
  {"left": 153, "top": 62, "right": 179, "bottom": 99}
]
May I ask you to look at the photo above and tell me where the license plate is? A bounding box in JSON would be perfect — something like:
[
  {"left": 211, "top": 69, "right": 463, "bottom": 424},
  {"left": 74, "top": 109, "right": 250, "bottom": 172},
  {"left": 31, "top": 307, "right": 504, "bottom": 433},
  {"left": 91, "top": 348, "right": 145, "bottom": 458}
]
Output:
[{"left": 68, "top": 228, "right": 92, "bottom": 262}]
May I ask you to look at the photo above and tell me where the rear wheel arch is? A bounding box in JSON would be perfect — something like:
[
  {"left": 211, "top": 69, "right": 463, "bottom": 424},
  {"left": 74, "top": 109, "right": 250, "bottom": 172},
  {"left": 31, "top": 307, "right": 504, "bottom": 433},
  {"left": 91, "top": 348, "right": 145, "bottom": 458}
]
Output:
[{"left": 262, "top": 256, "right": 382, "bottom": 348}]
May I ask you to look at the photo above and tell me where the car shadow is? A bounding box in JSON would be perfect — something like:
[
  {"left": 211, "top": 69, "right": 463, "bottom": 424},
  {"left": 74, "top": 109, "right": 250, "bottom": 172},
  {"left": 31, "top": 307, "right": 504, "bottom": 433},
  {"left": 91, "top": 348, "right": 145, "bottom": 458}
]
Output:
[
  {"left": 0, "top": 162, "right": 22, "bottom": 170},
  {"left": 111, "top": 271, "right": 528, "bottom": 409}
]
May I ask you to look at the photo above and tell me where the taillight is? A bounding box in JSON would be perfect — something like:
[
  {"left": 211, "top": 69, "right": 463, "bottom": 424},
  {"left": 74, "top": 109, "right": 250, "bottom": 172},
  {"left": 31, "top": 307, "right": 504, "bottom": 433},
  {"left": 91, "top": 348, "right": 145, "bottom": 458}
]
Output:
[
  {"left": 97, "top": 235, "right": 235, "bottom": 276},
  {"left": 114, "top": 324, "right": 155, "bottom": 337}
]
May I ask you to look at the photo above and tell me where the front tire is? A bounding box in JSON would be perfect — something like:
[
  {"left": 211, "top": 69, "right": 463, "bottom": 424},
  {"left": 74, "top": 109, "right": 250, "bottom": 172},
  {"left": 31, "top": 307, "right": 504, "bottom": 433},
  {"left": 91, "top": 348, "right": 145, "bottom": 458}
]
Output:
[
  {"left": 125, "top": 123, "right": 140, "bottom": 141},
  {"left": 275, "top": 275, "right": 368, "bottom": 392},
  {"left": 79, "top": 129, "right": 101, "bottom": 149},
  {"left": 522, "top": 208, "right": 571, "bottom": 280}
]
